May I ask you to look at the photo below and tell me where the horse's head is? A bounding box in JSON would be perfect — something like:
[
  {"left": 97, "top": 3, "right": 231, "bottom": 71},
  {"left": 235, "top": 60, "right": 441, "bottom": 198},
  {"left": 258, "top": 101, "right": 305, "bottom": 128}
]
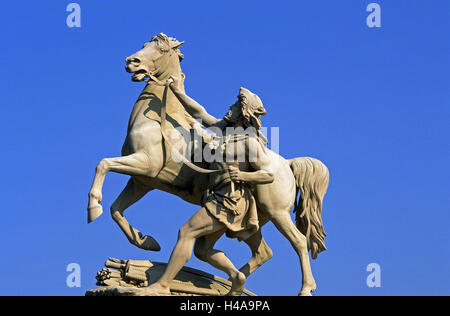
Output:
[{"left": 125, "top": 33, "right": 184, "bottom": 82}]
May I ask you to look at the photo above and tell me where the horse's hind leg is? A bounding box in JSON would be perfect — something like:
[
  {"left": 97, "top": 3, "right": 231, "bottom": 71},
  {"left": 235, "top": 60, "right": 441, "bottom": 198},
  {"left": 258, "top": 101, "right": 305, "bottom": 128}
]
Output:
[
  {"left": 110, "top": 177, "right": 160, "bottom": 251},
  {"left": 271, "top": 211, "right": 316, "bottom": 296}
]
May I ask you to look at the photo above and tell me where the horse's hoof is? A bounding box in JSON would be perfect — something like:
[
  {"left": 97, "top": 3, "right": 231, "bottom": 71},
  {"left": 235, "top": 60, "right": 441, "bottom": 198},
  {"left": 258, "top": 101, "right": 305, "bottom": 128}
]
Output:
[
  {"left": 88, "top": 204, "right": 103, "bottom": 223},
  {"left": 298, "top": 283, "right": 316, "bottom": 296},
  {"left": 139, "top": 235, "right": 161, "bottom": 251}
]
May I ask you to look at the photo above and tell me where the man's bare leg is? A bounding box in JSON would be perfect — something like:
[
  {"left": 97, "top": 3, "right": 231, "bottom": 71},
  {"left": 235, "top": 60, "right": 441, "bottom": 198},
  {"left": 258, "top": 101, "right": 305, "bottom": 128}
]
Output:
[
  {"left": 194, "top": 231, "right": 246, "bottom": 296},
  {"left": 137, "top": 208, "right": 226, "bottom": 296}
]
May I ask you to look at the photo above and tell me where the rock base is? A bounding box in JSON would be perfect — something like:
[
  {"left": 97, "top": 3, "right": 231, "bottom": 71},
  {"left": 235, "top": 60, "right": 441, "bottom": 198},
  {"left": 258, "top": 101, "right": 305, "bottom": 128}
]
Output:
[{"left": 85, "top": 258, "right": 256, "bottom": 296}]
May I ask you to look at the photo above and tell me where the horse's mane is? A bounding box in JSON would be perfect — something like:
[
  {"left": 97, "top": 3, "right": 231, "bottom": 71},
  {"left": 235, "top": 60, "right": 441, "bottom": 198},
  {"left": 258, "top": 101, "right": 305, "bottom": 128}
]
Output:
[{"left": 151, "top": 33, "right": 184, "bottom": 61}]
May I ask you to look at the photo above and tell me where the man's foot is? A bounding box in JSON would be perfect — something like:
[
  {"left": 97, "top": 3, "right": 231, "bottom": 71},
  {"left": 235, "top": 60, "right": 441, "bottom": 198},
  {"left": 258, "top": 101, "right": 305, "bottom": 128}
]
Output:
[
  {"left": 226, "top": 271, "right": 246, "bottom": 296},
  {"left": 133, "top": 283, "right": 171, "bottom": 296}
]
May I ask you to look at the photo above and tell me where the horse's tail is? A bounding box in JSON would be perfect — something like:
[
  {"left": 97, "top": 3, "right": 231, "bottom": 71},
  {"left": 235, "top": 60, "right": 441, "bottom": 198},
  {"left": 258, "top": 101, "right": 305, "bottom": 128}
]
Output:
[{"left": 289, "top": 157, "right": 329, "bottom": 259}]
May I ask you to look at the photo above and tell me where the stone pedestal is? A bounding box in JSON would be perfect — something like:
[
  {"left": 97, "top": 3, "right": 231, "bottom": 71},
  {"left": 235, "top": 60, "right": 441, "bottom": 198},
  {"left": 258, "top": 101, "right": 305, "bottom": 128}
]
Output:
[{"left": 85, "top": 258, "right": 256, "bottom": 296}]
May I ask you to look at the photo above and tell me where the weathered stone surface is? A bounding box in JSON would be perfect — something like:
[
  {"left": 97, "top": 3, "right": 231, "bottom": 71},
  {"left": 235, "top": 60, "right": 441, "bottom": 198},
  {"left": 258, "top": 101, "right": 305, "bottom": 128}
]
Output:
[{"left": 86, "top": 258, "right": 256, "bottom": 296}]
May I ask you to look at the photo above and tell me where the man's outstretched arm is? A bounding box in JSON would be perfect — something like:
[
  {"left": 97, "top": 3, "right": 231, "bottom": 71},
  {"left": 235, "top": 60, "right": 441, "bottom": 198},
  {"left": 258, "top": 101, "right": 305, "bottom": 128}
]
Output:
[{"left": 168, "top": 76, "right": 221, "bottom": 127}]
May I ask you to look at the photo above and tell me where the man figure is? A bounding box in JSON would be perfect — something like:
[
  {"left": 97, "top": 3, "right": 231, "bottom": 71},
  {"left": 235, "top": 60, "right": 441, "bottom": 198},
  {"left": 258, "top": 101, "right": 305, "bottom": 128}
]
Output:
[{"left": 141, "top": 76, "right": 274, "bottom": 296}]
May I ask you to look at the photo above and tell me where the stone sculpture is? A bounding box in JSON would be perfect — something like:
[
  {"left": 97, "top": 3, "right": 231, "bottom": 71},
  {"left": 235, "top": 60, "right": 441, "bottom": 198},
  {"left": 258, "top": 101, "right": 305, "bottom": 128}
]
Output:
[
  {"left": 87, "top": 33, "right": 329, "bottom": 296},
  {"left": 86, "top": 258, "right": 256, "bottom": 296}
]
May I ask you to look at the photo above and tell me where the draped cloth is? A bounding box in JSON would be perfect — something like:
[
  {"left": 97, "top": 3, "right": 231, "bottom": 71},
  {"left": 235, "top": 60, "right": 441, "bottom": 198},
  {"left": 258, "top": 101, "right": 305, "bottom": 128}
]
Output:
[
  {"left": 202, "top": 181, "right": 259, "bottom": 241},
  {"left": 201, "top": 134, "right": 260, "bottom": 241}
]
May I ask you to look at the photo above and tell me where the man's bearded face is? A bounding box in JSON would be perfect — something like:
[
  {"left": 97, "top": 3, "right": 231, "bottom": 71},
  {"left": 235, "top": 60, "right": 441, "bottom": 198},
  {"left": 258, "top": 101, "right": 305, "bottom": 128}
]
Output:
[
  {"left": 224, "top": 88, "right": 266, "bottom": 130},
  {"left": 223, "top": 100, "right": 244, "bottom": 124}
]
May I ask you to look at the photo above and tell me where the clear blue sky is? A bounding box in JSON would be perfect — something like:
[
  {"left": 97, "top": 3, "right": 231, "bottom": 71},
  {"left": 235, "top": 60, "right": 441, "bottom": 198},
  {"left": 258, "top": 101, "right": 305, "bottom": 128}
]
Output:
[{"left": 0, "top": 0, "right": 448, "bottom": 296}]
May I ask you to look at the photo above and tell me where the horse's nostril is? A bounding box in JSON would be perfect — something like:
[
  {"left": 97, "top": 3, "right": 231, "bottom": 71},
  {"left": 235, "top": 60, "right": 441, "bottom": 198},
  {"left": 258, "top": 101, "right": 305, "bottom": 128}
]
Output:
[
  {"left": 131, "top": 58, "right": 141, "bottom": 64},
  {"left": 126, "top": 57, "right": 141, "bottom": 64}
]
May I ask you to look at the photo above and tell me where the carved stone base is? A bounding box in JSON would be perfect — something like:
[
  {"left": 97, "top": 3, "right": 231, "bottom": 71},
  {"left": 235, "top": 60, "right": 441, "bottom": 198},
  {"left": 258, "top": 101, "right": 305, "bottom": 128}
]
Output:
[{"left": 85, "top": 258, "right": 256, "bottom": 296}]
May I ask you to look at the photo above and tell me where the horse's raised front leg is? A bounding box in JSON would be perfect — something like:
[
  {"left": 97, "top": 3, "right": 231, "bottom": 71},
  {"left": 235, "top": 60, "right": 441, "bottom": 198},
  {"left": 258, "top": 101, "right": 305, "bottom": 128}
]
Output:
[
  {"left": 110, "top": 177, "right": 160, "bottom": 251},
  {"left": 87, "top": 151, "right": 159, "bottom": 223}
]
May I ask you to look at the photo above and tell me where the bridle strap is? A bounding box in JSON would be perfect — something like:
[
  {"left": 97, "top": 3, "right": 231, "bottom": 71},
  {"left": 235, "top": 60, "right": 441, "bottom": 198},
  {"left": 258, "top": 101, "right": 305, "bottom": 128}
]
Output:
[
  {"left": 143, "top": 72, "right": 166, "bottom": 86},
  {"left": 157, "top": 82, "right": 221, "bottom": 174},
  {"left": 143, "top": 39, "right": 174, "bottom": 85}
]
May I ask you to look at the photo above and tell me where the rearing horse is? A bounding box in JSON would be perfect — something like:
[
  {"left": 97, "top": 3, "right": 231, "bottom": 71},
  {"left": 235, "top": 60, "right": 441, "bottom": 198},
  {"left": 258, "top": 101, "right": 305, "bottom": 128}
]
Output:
[
  {"left": 88, "top": 32, "right": 272, "bottom": 275},
  {"left": 87, "top": 33, "right": 329, "bottom": 295}
]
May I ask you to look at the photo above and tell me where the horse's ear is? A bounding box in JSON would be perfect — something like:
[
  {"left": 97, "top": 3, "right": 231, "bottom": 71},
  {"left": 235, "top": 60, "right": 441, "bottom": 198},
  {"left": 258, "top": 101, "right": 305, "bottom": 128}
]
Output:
[{"left": 171, "top": 41, "right": 184, "bottom": 49}]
